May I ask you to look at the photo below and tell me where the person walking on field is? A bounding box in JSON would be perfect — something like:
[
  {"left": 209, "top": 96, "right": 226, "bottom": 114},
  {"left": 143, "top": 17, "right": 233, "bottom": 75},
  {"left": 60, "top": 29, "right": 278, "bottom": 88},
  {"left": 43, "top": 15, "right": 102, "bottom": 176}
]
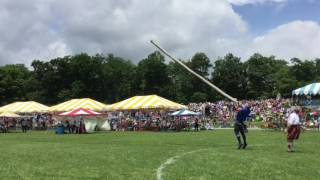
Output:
[
  {"left": 234, "top": 105, "right": 251, "bottom": 149},
  {"left": 286, "top": 107, "right": 301, "bottom": 152}
]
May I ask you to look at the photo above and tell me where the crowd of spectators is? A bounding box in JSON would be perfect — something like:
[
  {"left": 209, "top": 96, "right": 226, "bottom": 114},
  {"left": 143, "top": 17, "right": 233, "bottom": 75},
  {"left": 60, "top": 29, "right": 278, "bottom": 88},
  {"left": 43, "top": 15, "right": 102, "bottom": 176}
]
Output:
[
  {"left": 0, "top": 114, "right": 53, "bottom": 133},
  {"left": 188, "top": 99, "right": 319, "bottom": 130},
  {"left": 1, "top": 99, "right": 319, "bottom": 133},
  {"left": 188, "top": 99, "right": 291, "bottom": 128},
  {"left": 108, "top": 99, "right": 320, "bottom": 131}
]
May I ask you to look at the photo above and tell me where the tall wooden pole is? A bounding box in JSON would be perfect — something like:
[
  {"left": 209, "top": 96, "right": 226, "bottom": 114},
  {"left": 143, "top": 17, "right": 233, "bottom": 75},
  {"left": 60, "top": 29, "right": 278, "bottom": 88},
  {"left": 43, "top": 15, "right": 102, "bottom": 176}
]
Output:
[{"left": 150, "top": 40, "right": 237, "bottom": 102}]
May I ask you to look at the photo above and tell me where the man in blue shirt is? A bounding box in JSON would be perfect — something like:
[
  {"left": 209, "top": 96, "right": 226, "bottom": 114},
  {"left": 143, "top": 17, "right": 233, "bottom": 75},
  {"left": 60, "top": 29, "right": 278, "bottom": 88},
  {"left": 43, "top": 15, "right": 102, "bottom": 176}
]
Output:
[{"left": 234, "top": 105, "right": 251, "bottom": 149}]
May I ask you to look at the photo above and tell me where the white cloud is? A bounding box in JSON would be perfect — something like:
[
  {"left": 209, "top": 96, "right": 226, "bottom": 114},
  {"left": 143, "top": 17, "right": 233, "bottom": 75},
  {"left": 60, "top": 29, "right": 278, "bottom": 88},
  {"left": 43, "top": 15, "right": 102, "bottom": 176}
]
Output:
[
  {"left": 0, "top": 0, "right": 71, "bottom": 65},
  {"left": 228, "top": 0, "right": 287, "bottom": 5},
  {"left": 0, "top": 0, "right": 249, "bottom": 65},
  {"left": 0, "top": 0, "right": 318, "bottom": 66},
  {"left": 248, "top": 21, "right": 320, "bottom": 60}
]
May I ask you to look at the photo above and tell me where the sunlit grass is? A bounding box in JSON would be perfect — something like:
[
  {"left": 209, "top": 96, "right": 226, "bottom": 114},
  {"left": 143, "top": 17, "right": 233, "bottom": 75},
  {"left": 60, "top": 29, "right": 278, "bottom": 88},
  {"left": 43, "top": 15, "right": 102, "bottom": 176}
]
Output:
[{"left": 0, "top": 130, "right": 319, "bottom": 180}]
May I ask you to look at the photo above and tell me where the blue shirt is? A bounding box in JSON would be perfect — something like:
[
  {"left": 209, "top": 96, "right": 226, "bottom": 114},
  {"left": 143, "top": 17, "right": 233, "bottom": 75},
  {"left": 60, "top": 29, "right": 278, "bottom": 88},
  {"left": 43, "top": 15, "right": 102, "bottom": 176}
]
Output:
[{"left": 236, "top": 107, "right": 251, "bottom": 123}]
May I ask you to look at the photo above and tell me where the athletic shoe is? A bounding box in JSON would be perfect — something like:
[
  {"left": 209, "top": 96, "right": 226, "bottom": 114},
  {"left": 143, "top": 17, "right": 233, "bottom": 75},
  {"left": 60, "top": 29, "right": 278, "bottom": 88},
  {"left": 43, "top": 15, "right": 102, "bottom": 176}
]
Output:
[{"left": 238, "top": 144, "right": 243, "bottom": 149}]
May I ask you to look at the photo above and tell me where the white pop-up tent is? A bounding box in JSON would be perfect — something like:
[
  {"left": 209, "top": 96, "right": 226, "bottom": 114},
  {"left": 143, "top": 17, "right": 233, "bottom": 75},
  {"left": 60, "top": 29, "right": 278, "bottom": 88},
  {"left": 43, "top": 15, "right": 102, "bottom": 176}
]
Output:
[
  {"left": 170, "top": 109, "right": 201, "bottom": 116},
  {"left": 292, "top": 83, "right": 320, "bottom": 96}
]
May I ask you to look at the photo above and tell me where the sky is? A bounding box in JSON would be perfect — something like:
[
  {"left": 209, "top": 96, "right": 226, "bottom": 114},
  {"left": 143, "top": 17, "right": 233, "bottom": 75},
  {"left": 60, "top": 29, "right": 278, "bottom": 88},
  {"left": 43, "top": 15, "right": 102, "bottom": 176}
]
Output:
[{"left": 0, "top": 0, "right": 319, "bottom": 66}]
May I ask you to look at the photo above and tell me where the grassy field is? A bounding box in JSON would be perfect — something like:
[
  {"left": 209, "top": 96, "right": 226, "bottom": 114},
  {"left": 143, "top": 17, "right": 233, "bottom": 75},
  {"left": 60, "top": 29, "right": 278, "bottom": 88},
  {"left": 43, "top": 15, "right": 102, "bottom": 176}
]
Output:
[{"left": 0, "top": 130, "right": 319, "bottom": 180}]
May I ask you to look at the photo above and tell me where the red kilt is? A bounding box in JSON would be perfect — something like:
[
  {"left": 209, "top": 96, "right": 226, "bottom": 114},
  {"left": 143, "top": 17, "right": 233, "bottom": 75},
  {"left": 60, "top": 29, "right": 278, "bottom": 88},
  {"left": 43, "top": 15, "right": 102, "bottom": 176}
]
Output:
[{"left": 287, "top": 125, "right": 301, "bottom": 141}]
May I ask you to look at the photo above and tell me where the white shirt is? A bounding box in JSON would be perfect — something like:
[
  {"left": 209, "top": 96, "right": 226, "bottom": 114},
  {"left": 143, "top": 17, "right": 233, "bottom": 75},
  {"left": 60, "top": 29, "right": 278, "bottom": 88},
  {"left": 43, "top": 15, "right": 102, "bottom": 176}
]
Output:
[{"left": 287, "top": 112, "right": 300, "bottom": 125}]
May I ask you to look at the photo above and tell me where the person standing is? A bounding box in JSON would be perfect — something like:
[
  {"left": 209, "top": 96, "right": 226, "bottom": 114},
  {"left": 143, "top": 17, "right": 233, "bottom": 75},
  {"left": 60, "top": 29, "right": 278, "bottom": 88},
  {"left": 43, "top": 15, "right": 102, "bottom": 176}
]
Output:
[
  {"left": 75, "top": 119, "right": 80, "bottom": 134},
  {"left": 286, "top": 107, "right": 301, "bottom": 152},
  {"left": 194, "top": 117, "right": 199, "bottom": 132},
  {"left": 65, "top": 120, "right": 72, "bottom": 134},
  {"left": 234, "top": 105, "right": 251, "bottom": 149},
  {"left": 21, "top": 118, "right": 28, "bottom": 133},
  {"left": 79, "top": 119, "right": 86, "bottom": 134},
  {"left": 4, "top": 118, "right": 9, "bottom": 133}
]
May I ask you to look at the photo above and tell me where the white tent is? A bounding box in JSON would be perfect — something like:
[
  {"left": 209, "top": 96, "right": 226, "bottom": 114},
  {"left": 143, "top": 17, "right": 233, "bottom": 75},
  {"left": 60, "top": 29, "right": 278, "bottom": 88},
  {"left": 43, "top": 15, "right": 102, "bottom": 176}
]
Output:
[
  {"left": 292, "top": 83, "right": 320, "bottom": 96},
  {"left": 83, "top": 118, "right": 111, "bottom": 132},
  {"left": 170, "top": 109, "right": 201, "bottom": 116}
]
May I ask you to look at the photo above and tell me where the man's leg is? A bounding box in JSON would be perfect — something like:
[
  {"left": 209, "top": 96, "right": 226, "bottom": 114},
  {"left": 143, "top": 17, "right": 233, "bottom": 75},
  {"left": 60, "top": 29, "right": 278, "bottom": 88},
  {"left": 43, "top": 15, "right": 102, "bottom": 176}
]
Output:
[
  {"left": 234, "top": 124, "right": 242, "bottom": 149},
  {"left": 287, "top": 140, "right": 293, "bottom": 152},
  {"left": 239, "top": 125, "right": 247, "bottom": 149}
]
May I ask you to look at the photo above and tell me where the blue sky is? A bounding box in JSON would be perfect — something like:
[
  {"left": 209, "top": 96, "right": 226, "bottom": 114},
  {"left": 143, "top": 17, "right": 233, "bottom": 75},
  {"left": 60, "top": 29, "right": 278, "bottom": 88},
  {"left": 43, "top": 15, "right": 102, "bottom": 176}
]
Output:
[{"left": 233, "top": 0, "right": 320, "bottom": 35}]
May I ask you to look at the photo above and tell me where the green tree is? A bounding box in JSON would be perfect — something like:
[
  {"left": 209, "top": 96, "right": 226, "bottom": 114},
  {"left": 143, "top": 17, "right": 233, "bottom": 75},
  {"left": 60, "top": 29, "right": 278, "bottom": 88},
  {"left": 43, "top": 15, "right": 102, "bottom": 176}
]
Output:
[
  {"left": 190, "top": 53, "right": 212, "bottom": 77},
  {"left": 290, "top": 58, "right": 317, "bottom": 88},
  {"left": 316, "top": 58, "right": 320, "bottom": 80},
  {"left": 245, "top": 54, "right": 288, "bottom": 99},
  {"left": 273, "top": 65, "right": 296, "bottom": 97},
  {"left": 1, "top": 51, "right": 319, "bottom": 105},
  {"left": 102, "top": 54, "right": 136, "bottom": 103},
  {"left": 0, "top": 64, "right": 32, "bottom": 105},
  {"left": 211, "top": 53, "right": 246, "bottom": 99},
  {"left": 167, "top": 61, "right": 193, "bottom": 104},
  {"left": 189, "top": 53, "right": 212, "bottom": 101},
  {"left": 31, "top": 53, "right": 105, "bottom": 104},
  {"left": 135, "top": 51, "right": 170, "bottom": 97},
  {"left": 191, "top": 92, "right": 208, "bottom": 102}
]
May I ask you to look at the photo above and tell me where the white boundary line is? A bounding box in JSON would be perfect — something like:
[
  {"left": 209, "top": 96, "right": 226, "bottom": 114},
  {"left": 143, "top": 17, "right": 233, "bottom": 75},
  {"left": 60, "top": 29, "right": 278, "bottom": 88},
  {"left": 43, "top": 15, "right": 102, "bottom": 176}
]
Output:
[
  {"left": 156, "top": 149, "right": 208, "bottom": 180},
  {"left": 156, "top": 144, "right": 268, "bottom": 180}
]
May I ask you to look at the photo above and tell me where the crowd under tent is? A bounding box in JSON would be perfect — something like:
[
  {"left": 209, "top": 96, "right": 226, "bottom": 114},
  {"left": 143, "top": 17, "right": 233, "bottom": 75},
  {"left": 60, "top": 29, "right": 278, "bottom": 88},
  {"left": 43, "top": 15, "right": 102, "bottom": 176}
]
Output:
[
  {"left": 292, "top": 82, "right": 320, "bottom": 108},
  {"left": 56, "top": 108, "right": 110, "bottom": 132}
]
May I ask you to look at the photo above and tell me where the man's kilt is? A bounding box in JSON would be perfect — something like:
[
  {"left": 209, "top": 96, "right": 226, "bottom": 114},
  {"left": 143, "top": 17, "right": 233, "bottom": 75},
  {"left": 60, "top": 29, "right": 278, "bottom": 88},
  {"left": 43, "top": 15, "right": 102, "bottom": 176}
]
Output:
[{"left": 287, "top": 125, "right": 301, "bottom": 141}]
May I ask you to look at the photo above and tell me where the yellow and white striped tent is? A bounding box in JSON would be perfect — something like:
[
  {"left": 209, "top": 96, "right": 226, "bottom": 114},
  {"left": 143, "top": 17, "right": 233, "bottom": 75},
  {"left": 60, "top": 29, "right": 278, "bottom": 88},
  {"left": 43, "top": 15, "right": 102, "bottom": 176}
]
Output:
[
  {"left": 0, "top": 111, "right": 20, "bottom": 118},
  {"left": 49, "top": 98, "right": 108, "bottom": 112},
  {"left": 106, "top": 95, "right": 187, "bottom": 111},
  {"left": 0, "top": 101, "right": 49, "bottom": 113}
]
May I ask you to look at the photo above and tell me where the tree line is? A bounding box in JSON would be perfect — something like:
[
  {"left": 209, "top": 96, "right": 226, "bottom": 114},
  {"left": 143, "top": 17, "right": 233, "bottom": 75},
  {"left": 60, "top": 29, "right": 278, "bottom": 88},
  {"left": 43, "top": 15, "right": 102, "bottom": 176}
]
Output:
[{"left": 0, "top": 51, "right": 319, "bottom": 106}]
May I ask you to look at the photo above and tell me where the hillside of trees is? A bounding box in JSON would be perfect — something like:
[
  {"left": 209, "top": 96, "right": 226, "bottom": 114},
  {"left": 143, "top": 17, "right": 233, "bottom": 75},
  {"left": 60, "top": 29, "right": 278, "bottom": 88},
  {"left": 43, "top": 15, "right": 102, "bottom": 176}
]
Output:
[{"left": 0, "top": 51, "right": 319, "bottom": 106}]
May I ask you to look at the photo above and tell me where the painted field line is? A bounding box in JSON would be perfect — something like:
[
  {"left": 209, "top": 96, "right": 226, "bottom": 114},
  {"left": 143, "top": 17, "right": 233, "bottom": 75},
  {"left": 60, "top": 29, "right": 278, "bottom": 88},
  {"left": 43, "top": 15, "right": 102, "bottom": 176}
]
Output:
[
  {"left": 156, "top": 143, "right": 269, "bottom": 180},
  {"left": 156, "top": 149, "right": 208, "bottom": 180}
]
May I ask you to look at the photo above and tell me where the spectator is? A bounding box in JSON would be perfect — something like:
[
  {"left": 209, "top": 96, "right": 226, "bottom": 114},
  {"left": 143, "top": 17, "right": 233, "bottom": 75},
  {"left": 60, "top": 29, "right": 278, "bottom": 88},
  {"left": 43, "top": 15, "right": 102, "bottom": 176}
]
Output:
[{"left": 21, "top": 118, "right": 28, "bottom": 133}]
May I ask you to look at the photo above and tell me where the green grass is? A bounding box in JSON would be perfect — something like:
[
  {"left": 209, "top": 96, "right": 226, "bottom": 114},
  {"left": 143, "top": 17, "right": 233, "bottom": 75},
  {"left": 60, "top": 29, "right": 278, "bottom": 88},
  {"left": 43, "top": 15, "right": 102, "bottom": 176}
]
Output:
[{"left": 0, "top": 130, "right": 319, "bottom": 180}]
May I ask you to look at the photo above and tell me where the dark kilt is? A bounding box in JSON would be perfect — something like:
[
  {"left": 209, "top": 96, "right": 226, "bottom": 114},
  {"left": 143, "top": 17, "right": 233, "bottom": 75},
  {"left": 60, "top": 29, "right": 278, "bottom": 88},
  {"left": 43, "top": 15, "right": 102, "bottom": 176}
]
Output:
[{"left": 287, "top": 125, "right": 301, "bottom": 141}]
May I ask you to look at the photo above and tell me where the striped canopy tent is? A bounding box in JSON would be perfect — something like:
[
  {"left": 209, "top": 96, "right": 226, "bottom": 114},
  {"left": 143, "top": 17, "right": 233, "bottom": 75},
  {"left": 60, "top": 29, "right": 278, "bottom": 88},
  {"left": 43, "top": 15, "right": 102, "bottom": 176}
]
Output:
[
  {"left": 59, "top": 108, "right": 102, "bottom": 117},
  {"left": 292, "top": 83, "right": 320, "bottom": 96},
  {"left": 106, "top": 95, "right": 187, "bottom": 111},
  {"left": 49, "top": 98, "right": 108, "bottom": 112},
  {"left": 0, "top": 101, "right": 48, "bottom": 113},
  {"left": 0, "top": 111, "right": 20, "bottom": 118}
]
